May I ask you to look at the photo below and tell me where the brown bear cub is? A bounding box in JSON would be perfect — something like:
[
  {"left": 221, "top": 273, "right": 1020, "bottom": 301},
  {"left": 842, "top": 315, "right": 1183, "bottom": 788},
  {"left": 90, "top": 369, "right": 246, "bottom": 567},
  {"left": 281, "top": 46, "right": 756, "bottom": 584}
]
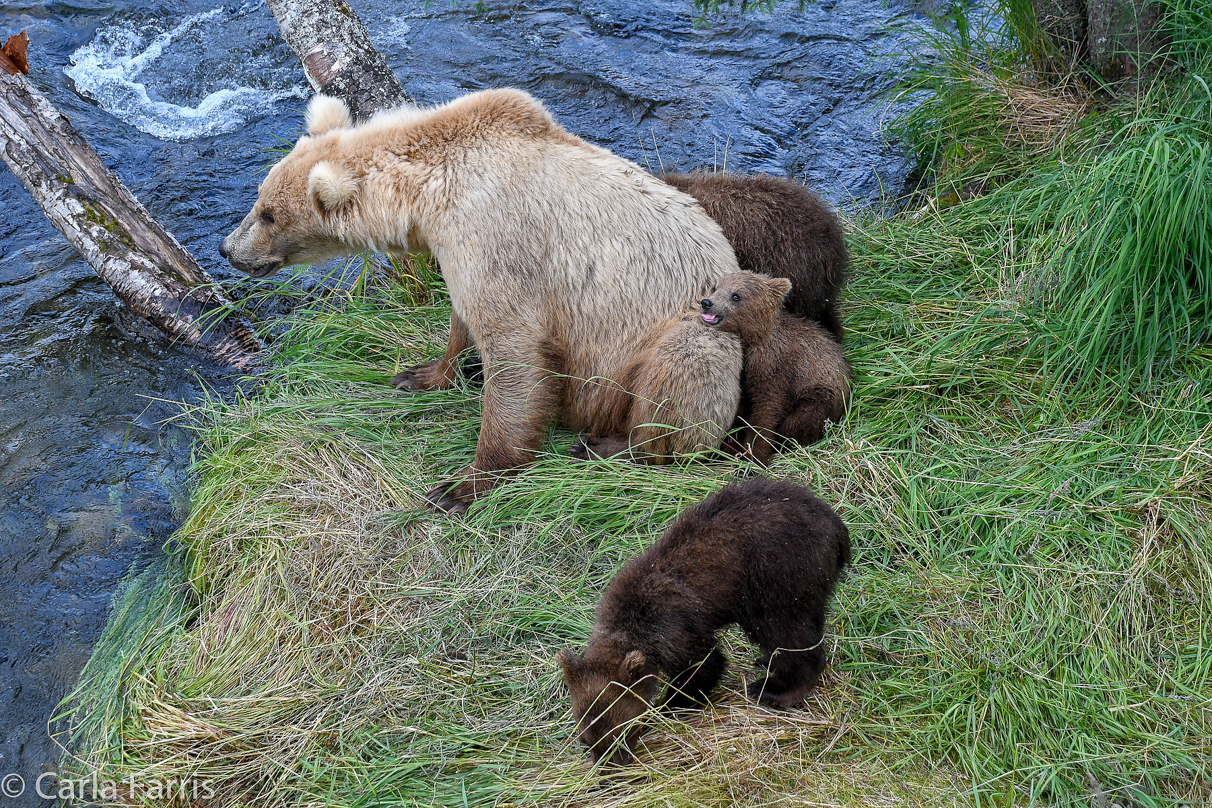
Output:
[
  {"left": 568, "top": 309, "right": 742, "bottom": 464},
  {"left": 557, "top": 478, "right": 850, "bottom": 766},
  {"left": 662, "top": 172, "right": 849, "bottom": 341},
  {"left": 701, "top": 272, "right": 852, "bottom": 464}
]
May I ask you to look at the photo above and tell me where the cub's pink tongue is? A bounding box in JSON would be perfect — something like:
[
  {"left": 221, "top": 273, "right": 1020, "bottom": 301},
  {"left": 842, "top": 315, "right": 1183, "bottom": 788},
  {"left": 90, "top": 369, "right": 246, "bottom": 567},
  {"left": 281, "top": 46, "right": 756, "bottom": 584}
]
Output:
[{"left": 701, "top": 313, "right": 720, "bottom": 325}]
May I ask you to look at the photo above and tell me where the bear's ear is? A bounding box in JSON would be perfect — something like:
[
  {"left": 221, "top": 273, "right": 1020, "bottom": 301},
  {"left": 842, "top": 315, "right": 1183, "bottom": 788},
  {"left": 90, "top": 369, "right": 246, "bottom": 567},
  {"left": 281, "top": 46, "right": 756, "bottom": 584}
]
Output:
[
  {"left": 766, "top": 277, "right": 793, "bottom": 302},
  {"left": 306, "top": 94, "right": 352, "bottom": 136},
  {"left": 309, "top": 161, "right": 359, "bottom": 212},
  {"left": 620, "top": 650, "right": 647, "bottom": 681},
  {"left": 556, "top": 649, "right": 585, "bottom": 682}
]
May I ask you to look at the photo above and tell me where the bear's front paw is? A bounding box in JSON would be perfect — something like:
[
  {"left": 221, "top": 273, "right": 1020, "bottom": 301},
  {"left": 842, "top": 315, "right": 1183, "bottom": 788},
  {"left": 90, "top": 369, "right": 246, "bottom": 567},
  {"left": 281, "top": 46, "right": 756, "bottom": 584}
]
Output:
[
  {"left": 392, "top": 359, "right": 457, "bottom": 392},
  {"left": 425, "top": 477, "right": 475, "bottom": 515}
]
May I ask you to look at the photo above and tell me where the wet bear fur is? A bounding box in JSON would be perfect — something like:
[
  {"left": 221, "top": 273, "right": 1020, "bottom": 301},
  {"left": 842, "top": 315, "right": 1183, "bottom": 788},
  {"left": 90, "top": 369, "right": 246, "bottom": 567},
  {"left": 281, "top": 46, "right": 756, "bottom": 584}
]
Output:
[
  {"left": 557, "top": 478, "right": 850, "bottom": 766},
  {"left": 662, "top": 171, "right": 849, "bottom": 341},
  {"left": 701, "top": 271, "right": 851, "bottom": 464}
]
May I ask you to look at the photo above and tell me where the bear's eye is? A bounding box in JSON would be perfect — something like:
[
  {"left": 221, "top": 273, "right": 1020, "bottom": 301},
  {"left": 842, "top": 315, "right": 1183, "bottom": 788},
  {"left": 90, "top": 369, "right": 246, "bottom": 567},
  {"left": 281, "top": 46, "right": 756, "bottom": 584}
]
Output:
[
  {"left": 259, "top": 210, "right": 276, "bottom": 226},
  {"left": 731, "top": 292, "right": 741, "bottom": 302}
]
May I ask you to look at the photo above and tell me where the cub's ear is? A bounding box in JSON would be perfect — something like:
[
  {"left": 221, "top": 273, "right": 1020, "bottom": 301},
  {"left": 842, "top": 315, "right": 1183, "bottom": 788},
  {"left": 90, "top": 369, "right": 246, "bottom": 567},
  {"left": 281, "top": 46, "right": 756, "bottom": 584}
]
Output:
[
  {"left": 556, "top": 649, "right": 585, "bottom": 682},
  {"left": 767, "top": 277, "right": 793, "bottom": 301},
  {"left": 620, "top": 650, "right": 647, "bottom": 681},
  {"left": 306, "top": 94, "right": 352, "bottom": 136},
  {"left": 308, "top": 161, "right": 359, "bottom": 212}
]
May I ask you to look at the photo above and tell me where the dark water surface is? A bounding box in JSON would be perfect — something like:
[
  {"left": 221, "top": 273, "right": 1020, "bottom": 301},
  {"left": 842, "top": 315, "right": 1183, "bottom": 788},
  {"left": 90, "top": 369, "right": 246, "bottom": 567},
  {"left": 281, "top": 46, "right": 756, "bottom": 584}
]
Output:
[{"left": 0, "top": 0, "right": 921, "bottom": 802}]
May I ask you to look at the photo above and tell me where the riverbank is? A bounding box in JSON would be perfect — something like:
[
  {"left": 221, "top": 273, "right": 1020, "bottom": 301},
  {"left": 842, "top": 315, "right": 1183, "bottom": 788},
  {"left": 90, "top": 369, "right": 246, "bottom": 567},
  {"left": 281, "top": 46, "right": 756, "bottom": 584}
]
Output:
[
  {"left": 57, "top": 2, "right": 1212, "bottom": 806},
  {"left": 58, "top": 226, "right": 1212, "bottom": 805}
]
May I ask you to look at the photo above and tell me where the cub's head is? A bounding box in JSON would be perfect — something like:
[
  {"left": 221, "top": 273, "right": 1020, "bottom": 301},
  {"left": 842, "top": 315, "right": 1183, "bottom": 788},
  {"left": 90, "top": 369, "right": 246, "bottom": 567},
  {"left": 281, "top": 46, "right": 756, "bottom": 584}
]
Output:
[
  {"left": 557, "top": 648, "right": 655, "bottom": 766},
  {"left": 700, "top": 272, "right": 793, "bottom": 340},
  {"left": 220, "top": 95, "right": 363, "bottom": 277}
]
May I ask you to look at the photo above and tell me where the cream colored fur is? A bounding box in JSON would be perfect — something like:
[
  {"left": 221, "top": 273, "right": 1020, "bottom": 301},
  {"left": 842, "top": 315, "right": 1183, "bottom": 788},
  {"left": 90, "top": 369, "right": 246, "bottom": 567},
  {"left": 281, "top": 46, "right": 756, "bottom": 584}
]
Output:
[
  {"left": 308, "top": 161, "right": 359, "bottom": 211},
  {"left": 305, "top": 94, "right": 353, "bottom": 136},
  {"left": 221, "top": 89, "right": 742, "bottom": 507}
]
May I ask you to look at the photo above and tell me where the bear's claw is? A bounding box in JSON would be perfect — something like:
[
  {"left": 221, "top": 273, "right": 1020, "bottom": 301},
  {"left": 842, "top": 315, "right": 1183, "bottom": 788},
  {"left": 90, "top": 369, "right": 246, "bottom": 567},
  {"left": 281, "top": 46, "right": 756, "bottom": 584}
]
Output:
[
  {"left": 392, "top": 359, "right": 457, "bottom": 392},
  {"left": 425, "top": 479, "right": 472, "bottom": 515}
]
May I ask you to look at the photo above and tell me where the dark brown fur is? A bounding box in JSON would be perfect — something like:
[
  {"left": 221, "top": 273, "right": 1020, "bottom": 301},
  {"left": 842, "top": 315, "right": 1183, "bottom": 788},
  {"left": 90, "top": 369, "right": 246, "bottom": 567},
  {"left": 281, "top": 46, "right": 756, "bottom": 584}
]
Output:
[
  {"left": 662, "top": 171, "right": 849, "bottom": 341},
  {"left": 701, "top": 272, "right": 851, "bottom": 464},
  {"left": 557, "top": 478, "right": 850, "bottom": 766}
]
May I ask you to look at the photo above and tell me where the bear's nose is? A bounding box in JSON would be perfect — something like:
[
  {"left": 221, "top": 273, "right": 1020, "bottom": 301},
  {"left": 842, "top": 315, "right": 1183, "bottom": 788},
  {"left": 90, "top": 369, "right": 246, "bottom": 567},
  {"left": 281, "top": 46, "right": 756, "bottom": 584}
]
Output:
[
  {"left": 701, "top": 298, "right": 713, "bottom": 311},
  {"left": 218, "top": 240, "right": 229, "bottom": 259}
]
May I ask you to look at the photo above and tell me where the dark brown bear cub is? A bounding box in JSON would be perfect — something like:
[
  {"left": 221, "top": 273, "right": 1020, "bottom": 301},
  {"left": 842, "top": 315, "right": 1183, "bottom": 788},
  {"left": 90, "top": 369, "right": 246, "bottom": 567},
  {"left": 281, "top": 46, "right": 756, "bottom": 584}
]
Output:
[
  {"left": 662, "top": 172, "right": 849, "bottom": 341},
  {"left": 557, "top": 478, "right": 850, "bottom": 766},
  {"left": 702, "top": 271, "right": 852, "bottom": 464}
]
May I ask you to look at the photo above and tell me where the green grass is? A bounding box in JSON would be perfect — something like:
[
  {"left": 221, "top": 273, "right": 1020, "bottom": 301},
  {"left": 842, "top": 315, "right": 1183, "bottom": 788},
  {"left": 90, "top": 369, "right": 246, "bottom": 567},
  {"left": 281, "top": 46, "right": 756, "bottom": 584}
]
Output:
[
  {"left": 56, "top": 207, "right": 1212, "bottom": 805},
  {"left": 892, "top": 0, "right": 1212, "bottom": 384},
  {"left": 56, "top": 2, "right": 1212, "bottom": 804}
]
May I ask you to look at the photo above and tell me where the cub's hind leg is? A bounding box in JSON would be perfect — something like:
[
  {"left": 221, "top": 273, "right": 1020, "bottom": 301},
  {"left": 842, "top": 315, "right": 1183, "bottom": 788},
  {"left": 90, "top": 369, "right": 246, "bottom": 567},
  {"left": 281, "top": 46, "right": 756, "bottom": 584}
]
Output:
[
  {"left": 777, "top": 386, "right": 847, "bottom": 447},
  {"left": 663, "top": 645, "right": 728, "bottom": 711}
]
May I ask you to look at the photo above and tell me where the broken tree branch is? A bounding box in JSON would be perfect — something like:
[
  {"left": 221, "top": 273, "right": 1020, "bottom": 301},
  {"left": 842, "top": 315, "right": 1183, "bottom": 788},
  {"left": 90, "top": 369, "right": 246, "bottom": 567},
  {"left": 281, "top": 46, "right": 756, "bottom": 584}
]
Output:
[
  {"left": 265, "top": 0, "right": 412, "bottom": 122},
  {"left": 0, "top": 43, "right": 263, "bottom": 369}
]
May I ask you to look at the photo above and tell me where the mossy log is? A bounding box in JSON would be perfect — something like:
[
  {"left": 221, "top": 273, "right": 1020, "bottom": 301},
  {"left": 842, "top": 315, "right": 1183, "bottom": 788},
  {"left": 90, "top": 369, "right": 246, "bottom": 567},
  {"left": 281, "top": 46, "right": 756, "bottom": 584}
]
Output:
[{"left": 0, "top": 51, "right": 263, "bottom": 369}]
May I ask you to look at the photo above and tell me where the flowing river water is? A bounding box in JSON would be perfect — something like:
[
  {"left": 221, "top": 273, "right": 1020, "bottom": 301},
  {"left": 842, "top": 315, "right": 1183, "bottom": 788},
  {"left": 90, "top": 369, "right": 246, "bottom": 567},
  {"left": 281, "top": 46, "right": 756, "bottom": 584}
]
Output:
[{"left": 0, "top": 0, "right": 924, "bottom": 802}]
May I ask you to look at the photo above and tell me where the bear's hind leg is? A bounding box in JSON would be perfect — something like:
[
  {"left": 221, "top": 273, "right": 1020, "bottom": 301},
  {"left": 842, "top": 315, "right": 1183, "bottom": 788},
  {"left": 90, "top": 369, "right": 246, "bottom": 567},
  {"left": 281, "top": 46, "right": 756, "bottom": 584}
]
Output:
[
  {"left": 746, "top": 619, "right": 827, "bottom": 709},
  {"left": 662, "top": 646, "right": 727, "bottom": 711},
  {"left": 778, "top": 387, "right": 846, "bottom": 447}
]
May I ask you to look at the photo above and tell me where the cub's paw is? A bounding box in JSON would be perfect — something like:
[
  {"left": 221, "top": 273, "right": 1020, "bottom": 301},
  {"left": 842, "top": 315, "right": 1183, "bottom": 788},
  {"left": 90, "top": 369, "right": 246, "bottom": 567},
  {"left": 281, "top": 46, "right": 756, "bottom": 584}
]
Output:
[
  {"left": 569, "top": 436, "right": 595, "bottom": 461},
  {"left": 392, "top": 359, "right": 456, "bottom": 392},
  {"left": 746, "top": 678, "right": 806, "bottom": 709},
  {"left": 569, "top": 435, "right": 631, "bottom": 462}
]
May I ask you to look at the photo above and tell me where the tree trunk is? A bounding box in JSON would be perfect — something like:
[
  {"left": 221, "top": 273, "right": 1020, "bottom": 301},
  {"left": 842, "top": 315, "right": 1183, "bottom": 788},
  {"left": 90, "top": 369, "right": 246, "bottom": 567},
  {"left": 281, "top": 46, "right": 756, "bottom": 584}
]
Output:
[
  {"left": 1087, "top": 0, "right": 1168, "bottom": 82},
  {"left": 1030, "top": 0, "right": 1169, "bottom": 83},
  {"left": 0, "top": 69, "right": 264, "bottom": 369},
  {"left": 264, "top": 0, "right": 412, "bottom": 123}
]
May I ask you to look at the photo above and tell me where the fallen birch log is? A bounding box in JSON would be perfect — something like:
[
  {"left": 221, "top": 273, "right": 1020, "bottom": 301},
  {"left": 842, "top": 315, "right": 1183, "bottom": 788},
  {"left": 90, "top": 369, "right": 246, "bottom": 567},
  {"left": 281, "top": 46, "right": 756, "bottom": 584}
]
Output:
[
  {"left": 0, "top": 33, "right": 263, "bottom": 369},
  {"left": 265, "top": 0, "right": 412, "bottom": 122}
]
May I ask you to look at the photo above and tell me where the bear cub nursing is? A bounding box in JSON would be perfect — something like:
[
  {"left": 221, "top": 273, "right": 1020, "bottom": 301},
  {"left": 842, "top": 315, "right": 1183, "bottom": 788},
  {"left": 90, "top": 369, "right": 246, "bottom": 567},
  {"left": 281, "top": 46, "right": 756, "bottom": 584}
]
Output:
[
  {"left": 557, "top": 478, "right": 850, "bottom": 766},
  {"left": 702, "top": 272, "right": 852, "bottom": 464}
]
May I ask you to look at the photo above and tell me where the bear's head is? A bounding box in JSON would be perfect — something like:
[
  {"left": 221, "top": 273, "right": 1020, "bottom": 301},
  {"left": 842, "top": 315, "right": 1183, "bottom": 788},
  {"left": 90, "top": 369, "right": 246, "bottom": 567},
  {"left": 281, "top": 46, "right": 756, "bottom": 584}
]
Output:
[
  {"left": 699, "top": 271, "right": 793, "bottom": 343},
  {"left": 556, "top": 648, "right": 655, "bottom": 766},
  {"left": 220, "top": 95, "right": 368, "bottom": 277}
]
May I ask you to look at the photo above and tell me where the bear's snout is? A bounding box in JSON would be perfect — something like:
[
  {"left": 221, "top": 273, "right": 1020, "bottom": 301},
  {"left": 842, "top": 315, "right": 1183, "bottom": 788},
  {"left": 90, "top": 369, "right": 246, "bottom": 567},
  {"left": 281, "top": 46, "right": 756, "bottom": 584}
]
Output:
[
  {"left": 218, "top": 239, "right": 229, "bottom": 259},
  {"left": 701, "top": 298, "right": 713, "bottom": 310}
]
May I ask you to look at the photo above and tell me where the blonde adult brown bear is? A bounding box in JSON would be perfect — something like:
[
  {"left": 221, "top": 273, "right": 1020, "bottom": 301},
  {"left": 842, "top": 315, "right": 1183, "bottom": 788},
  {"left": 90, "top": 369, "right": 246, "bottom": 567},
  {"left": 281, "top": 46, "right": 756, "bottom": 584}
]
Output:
[{"left": 220, "top": 90, "right": 742, "bottom": 513}]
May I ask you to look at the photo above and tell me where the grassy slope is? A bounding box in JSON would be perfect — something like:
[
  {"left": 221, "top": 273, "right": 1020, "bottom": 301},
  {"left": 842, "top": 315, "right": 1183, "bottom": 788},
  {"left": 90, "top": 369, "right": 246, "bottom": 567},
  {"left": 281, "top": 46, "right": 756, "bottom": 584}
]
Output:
[
  {"left": 59, "top": 197, "right": 1211, "bottom": 805},
  {"left": 60, "top": 4, "right": 1212, "bottom": 804}
]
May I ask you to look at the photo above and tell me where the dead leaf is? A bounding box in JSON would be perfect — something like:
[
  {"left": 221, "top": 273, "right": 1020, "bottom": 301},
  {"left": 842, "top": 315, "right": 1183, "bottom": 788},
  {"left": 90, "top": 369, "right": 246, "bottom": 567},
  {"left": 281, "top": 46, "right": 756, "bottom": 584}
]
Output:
[{"left": 1, "top": 30, "right": 30, "bottom": 75}]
